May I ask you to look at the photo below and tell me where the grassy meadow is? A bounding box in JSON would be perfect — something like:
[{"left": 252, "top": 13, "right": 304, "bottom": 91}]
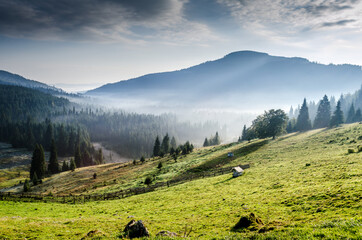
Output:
[{"left": 0, "top": 124, "right": 361, "bottom": 239}]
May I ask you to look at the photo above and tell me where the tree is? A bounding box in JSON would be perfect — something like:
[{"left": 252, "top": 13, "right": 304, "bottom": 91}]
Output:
[
  {"left": 57, "top": 124, "right": 68, "bottom": 156},
  {"left": 313, "top": 95, "right": 331, "bottom": 129},
  {"left": 203, "top": 138, "right": 209, "bottom": 147},
  {"left": 43, "top": 122, "right": 53, "bottom": 151},
  {"left": 170, "top": 136, "right": 177, "bottom": 149},
  {"left": 296, "top": 98, "right": 312, "bottom": 132},
  {"left": 48, "top": 139, "right": 59, "bottom": 174},
  {"left": 74, "top": 144, "right": 82, "bottom": 168},
  {"left": 144, "top": 177, "right": 152, "bottom": 186},
  {"left": 346, "top": 103, "right": 356, "bottom": 123},
  {"left": 241, "top": 125, "right": 247, "bottom": 141},
  {"left": 70, "top": 158, "right": 76, "bottom": 171},
  {"left": 330, "top": 100, "right": 344, "bottom": 127},
  {"left": 23, "top": 179, "right": 30, "bottom": 192},
  {"left": 355, "top": 109, "right": 362, "bottom": 122},
  {"left": 172, "top": 153, "right": 177, "bottom": 162},
  {"left": 157, "top": 162, "right": 163, "bottom": 169},
  {"left": 32, "top": 172, "right": 39, "bottom": 186},
  {"left": 161, "top": 133, "right": 170, "bottom": 154},
  {"left": 96, "top": 148, "right": 104, "bottom": 165},
  {"left": 252, "top": 109, "right": 288, "bottom": 139},
  {"left": 153, "top": 136, "right": 161, "bottom": 157},
  {"left": 30, "top": 144, "right": 46, "bottom": 180},
  {"left": 61, "top": 160, "right": 69, "bottom": 172},
  {"left": 140, "top": 156, "right": 145, "bottom": 164}
]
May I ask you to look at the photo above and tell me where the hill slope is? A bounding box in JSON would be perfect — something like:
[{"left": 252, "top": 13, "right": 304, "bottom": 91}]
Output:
[
  {"left": 87, "top": 51, "right": 362, "bottom": 110},
  {"left": 0, "top": 70, "right": 67, "bottom": 95},
  {"left": 0, "top": 124, "right": 361, "bottom": 239}
]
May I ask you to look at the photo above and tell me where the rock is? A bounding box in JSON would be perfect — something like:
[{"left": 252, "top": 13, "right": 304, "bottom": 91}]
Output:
[
  {"left": 233, "top": 213, "right": 263, "bottom": 231},
  {"left": 81, "top": 230, "right": 104, "bottom": 239},
  {"left": 123, "top": 220, "right": 150, "bottom": 239},
  {"left": 156, "top": 230, "right": 178, "bottom": 237}
]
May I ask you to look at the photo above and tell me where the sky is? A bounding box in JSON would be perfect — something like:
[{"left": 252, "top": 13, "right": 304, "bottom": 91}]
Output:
[{"left": 1, "top": 0, "right": 362, "bottom": 92}]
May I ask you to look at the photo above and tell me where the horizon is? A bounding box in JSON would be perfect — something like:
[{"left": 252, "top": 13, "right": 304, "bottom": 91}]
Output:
[{"left": 1, "top": 0, "right": 362, "bottom": 87}]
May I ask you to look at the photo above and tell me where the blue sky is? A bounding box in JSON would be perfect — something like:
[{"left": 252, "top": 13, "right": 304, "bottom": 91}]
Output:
[{"left": 0, "top": 0, "right": 362, "bottom": 91}]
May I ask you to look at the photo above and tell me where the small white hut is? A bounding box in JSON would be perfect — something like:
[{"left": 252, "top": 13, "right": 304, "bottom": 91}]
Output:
[{"left": 232, "top": 166, "right": 244, "bottom": 178}]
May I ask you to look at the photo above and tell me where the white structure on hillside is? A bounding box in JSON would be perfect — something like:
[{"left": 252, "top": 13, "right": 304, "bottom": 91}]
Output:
[{"left": 232, "top": 166, "right": 244, "bottom": 178}]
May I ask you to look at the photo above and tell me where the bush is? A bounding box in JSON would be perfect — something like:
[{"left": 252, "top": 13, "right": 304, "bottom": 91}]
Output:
[
  {"left": 144, "top": 177, "right": 152, "bottom": 186},
  {"left": 347, "top": 148, "right": 355, "bottom": 154},
  {"left": 157, "top": 162, "right": 163, "bottom": 169},
  {"left": 358, "top": 145, "right": 362, "bottom": 152}
]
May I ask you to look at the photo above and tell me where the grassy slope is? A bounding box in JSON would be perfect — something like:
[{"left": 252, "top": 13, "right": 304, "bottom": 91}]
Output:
[{"left": 0, "top": 124, "right": 361, "bottom": 239}]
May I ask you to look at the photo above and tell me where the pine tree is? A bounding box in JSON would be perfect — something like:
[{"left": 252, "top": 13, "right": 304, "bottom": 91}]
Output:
[
  {"left": 23, "top": 179, "right": 30, "bottom": 192},
  {"left": 161, "top": 133, "right": 170, "bottom": 154},
  {"left": 32, "top": 172, "right": 39, "bottom": 186},
  {"left": 153, "top": 136, "right": 161, "bottom": 157},
  {"left": 346, "top": 103, "right": 356, "bottom": 123},
  {"left": 241, "top": 125, "right": 247, "bottom": 141},
  {"left": 203, "top": 138, "right": 209, "bottom": 147},
  {"left": 330, "top": 100, "right": 344, "bottom": 127},
  {"left": 43, "top": 123, "right": 53, "bottom": 151},
  {"left": 296, "top": 98, "right": 312, "bottom": 131},
  {"left": 96, "top": 148, "right": 104, "bottom": 164},
  {"left": 61, "top": 160, "right": 69, "bottom": 172},
  {"left": 70, "top": 158, "right": 76, "bottom": 171},
  {"left": 57, "top": 124, "right": 68, "bottom": 156},
  {"left": 30, "top": 144, "right": 46, "bottom": 180},
  {"left": 355, "top": 109, "right": 362, "bottom": 122},
  {"left": 74, "top": 144, "right": 82, "bottom": 168},
  {"left": 170, "top": 136, "right": 177, "bottom": 149},
  {"left": 313, "top": 95, "right": 331, "bottom": 129},
  {"left": 140, "top": 156, "right": 145, "bottom": 164},
  {"left": 48, "top": 139, "right": 59, "bottom": 174}
]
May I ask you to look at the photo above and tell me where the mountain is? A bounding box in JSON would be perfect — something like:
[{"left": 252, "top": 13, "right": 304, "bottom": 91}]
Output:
[
  {"left": 0, "top": 70, "right": 66, "bottom": 95},
  {"left": 87, "top": 51, "right": 362, "bottom": 111}
]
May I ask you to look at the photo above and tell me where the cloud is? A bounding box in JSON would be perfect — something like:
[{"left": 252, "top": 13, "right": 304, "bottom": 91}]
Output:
[
  {"left": 321, "top": 19, "right": 356, "bottom": 27},
  {"left": 0, "top": 0, "right": 215, "bottom": 43}
]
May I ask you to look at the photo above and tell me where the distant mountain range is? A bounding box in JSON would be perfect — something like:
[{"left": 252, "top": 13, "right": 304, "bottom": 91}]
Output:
[
  {"left": 0, "top": 70, "right": 67, "bottom": 95},
  {"left": 87, "top": 51, "right": 362, "bottom": 111}
]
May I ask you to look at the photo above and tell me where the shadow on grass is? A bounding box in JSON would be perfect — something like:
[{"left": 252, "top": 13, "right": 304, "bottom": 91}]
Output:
[{"left": 187, "top": 140, "right": 269, "bottom": 174}]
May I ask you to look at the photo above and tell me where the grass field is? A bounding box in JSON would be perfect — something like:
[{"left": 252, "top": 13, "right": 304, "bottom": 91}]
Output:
[{"left": 0, "top": 124, "right": 361, "bottom": 239}]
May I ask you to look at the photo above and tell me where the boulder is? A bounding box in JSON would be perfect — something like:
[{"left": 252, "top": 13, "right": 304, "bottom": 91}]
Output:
[{"left": 123, "top": 220, "right": 150, "bottom": 239}]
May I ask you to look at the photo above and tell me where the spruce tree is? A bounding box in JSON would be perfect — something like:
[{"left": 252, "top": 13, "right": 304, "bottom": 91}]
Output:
[
  {"left": 203, "top": 138, "right": 209, "bottom": 147},
  {"left": 170, "top": 136, "right": 177, "bottom": 149},
  {"left": 61, "top": 160, "right": 69, "bottom": 172},
  {"left": 70, "top": 158, "right": 76, "bottom": 171},
  {"left": 346, "top": 103, "right": 356, "bottom": 123},
  {"left": 48, "top": 139, "right": 59, "bottom": 174},
  {"left": 296, "top": 98, "right": 312, "bottom": 131},
  {"left": 313, "top": 95, "right": 331, "bottom": 129},
  {"left": 30, "top": 144, "right": 46, "bottom": 180},
  {"left": 241, "top": 125, "right": 247, "bottom": 141},
  {"left": 140, "top": 156, "right": 145, "bottom": 164},
  {"left": 153, "top": 136, "right": 161, "bottom": 157},
  {"left": 355, "top": 109, "right": 362, "bottom": 122},
  {"left": 43, "top": 123, "right": 53, "bottom": 151},
  {"left": 32, "top": 172, "right": 39, "bottom": 185},
  {"left": 74, "top": 144, "right": 82, "bottom": 168},
  {"left": 23, "top": 179, "right": 30, "bottom": 192},
  {"left": 161, "top": 133, "right": 170, "bottom": 154},
  {"left": 330, "top": 100, "right": 344, "bottom": 127}
]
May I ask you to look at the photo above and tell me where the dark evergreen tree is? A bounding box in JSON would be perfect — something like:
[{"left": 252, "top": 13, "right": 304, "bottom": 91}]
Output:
[
  {"left": 157, "top": 162, "right": 163, "bottom": 169},
  {"left": 144, "top": 177, "right": 152, "bottom": 186},
  {"left": 74, "top": 144, "right": 82, "bottom": 168},
  {"left": 313, "top": 95, "right": 331, "bottom": 129},
  {"left": 43, "top": 122, "right": 53, "bottom": 151},
  {"left": 140, "top": 156, "right": 145, "bottom": 164},
  {"left": 32, "top": 172, "right": 39, "bottom": 186},
  {"left": 61, "top": 160, "right": 69, "bottom": 172},
  {"left": 170, "top": 136, "right": 177, "bottom": 149},
  {"left": 96, "top": 148, "right": 104, "bottom": 164},
  {"left": 153, "top": 136, "right": 161, "bottom": 157},
  {"left": 23, "top": 179, "right": 30, "bottom": 192},
  {"left": 346, "top": 103, "right": 356, "bottom": 123},
  {"left": 241, "top": 125, "right": 247, "bottom": 141},
  {"left": 70, "top": 158, "right": 76, "bottom": 171},
  {"left": 161, "top": 133, "right": 170, "bottom": 154},
  {"left": 296, "top": 98, "right": 312, "bottom": 131},
  {"left": 48, "top": 139, "right": 59, "bottom": 174},
  {"left": 81, "top": 150, "right": 93, "bottom": 166},
  {"left": 30, "top": 144, "right": 46, "bottom": 180},
  {"left": 355, "top": 109, "right": 362, "bottom": 122},
  {"left": 330, "top": 100, "right": 344, "bottom": 127},
  {"left": 57, "top": 124, "right": 68, "bottom": 156},
  {"left": 203, "top": 138, "right": 209, "bottom": 147}
]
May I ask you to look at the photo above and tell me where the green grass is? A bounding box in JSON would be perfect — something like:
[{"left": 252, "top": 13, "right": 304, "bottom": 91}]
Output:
[{"left": 0, "top": 124, "right": 361, "bottom": 239}]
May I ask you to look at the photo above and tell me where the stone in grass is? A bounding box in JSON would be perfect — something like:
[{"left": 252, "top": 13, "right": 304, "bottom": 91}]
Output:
[
  {"left": 123, "top": 220, "right": 150, "bottom": 239},
  {"left": 156, "top": 230, "right": 179, "bottom": 237},
  {"left": 233, "top": 213, "right": 263, "bottom": 231},
  {"left": 81, "top": 230, "right": 105, "bottom": 239}
]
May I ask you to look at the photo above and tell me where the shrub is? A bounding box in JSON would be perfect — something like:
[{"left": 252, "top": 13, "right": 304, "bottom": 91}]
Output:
[
  {"left": 144, "top": 177, "right": 152, "bottom": 186},
  {"left": 358, "top": 145, "right": 362, "bottom": 152},
  {"left": 157, "top": 162, "right": 163, "bottom": 169},
  {"left": 347, "top": 148, "right": 355, "bottom": 154}
]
